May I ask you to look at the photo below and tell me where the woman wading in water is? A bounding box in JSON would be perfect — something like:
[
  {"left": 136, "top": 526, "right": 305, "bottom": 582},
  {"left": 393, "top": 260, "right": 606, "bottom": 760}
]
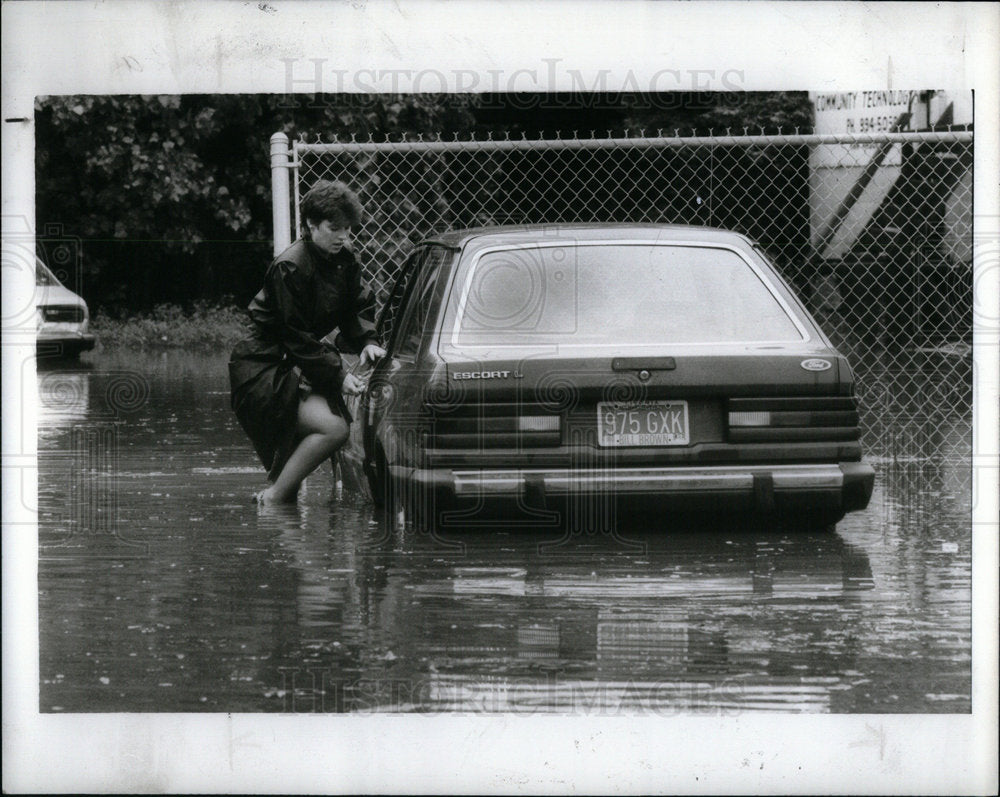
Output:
[{"left": 229, "top": 180, "right": 385, "bottom": 504}]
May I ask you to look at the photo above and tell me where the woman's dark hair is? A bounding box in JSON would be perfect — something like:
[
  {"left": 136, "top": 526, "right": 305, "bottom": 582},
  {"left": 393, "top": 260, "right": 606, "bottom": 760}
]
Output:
[{"left": 300, "top": 180, "right": 364, "bottom": 235}]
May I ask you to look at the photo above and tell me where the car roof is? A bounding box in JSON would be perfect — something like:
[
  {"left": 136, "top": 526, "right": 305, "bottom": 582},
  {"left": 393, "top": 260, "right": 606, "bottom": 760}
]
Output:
[{"left": 419, "top": 223, "right": 755, "bottom": 249}]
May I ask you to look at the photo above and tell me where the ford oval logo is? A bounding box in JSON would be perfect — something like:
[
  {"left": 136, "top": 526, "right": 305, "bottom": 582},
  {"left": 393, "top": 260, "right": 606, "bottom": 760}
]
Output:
[{"left": 801, "top": 358, "right": 832, "bottom": 372}]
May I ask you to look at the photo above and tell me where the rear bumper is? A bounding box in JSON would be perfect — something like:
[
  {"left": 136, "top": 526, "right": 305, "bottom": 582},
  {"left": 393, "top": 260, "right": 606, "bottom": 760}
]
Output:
[
  {"left": 37, "top": 330, "right": 96, "bottom": 355},
  {"left": 391, "top": 462, "right": 875, "bottom": 515}
]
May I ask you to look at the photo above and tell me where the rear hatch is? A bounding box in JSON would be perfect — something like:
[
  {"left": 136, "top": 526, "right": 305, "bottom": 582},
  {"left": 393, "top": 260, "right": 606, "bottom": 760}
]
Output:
[{"left": 426, "top": 237, "right": 861, "bottom": 466}]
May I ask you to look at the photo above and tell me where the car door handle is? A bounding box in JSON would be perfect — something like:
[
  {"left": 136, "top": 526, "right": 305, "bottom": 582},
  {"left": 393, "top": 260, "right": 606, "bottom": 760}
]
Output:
[{"left": 612, "top": 357, "right": 676, "bottom": 371}]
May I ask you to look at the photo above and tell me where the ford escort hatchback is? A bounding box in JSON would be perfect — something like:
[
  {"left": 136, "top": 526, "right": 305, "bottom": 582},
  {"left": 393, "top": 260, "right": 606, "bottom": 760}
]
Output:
[{"left": 359, "top": 224, "right": 874, "bottom": 530}]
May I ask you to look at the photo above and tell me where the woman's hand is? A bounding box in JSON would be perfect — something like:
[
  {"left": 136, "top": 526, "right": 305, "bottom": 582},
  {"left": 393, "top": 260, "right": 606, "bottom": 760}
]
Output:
[
  {"left": 342, "top": 373, "right": 367, "bottom": 396},
  {"left": 360, "top": 343, "right": 387, "bottom": 367}
]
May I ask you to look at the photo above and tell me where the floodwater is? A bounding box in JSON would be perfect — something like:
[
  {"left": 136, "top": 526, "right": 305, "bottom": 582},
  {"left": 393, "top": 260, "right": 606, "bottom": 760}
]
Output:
[{"left": 36, "top": 349, "right": 972, "bottom": 713}]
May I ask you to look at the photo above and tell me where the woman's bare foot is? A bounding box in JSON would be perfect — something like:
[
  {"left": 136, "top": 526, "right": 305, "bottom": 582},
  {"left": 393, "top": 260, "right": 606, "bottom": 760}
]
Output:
[{"left": 257, "top": 485, "right": 298, "bottom": 505}]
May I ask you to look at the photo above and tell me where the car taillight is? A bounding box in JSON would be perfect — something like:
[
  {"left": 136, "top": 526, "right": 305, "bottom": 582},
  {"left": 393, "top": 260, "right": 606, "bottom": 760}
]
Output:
[
  {"left": 517, "top": 416, "right": 560, "bottom": 432},
  {"left": 726, "top": 397, "right": 860, "bottom": 442},
  {"left": 41, "top": 305, "right": 84, "bottom": 323},
  {"left": 728, "top": 411, "right": 772, "bottom": 427},
  {"left": 428, "top": 403, "right": 562, "bottom": 448}
]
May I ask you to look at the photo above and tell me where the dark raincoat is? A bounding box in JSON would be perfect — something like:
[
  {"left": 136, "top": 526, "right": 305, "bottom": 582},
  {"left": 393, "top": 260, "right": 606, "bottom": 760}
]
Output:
[{"left": 228, "top": 239, "right": 376, "bottom": 481}]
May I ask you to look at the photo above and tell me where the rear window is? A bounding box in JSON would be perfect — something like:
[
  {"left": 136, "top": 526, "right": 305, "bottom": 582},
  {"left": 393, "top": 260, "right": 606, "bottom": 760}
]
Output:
[
  {"left": 453, "top": 243, "right": 804, "bottom": 346},
  {"left": 35, "top": 259, "right": 57, "bottom": 286}
]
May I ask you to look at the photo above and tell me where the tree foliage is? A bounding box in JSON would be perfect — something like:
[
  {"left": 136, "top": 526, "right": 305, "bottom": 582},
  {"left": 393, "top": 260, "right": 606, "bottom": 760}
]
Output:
[
  {"left": 35, "top": 94, "right": 478, "bottom": 311},
  {"left": 34, "top": 92, "right": 811, "bottom": 313},
  {"left": 624, "top": 91, "right": 814, "bottom": 136}
]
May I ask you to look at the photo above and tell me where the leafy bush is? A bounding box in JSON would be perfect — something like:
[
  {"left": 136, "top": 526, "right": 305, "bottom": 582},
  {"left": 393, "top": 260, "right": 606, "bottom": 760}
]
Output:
[{"left": 92, "top": 301, "right": 248, "bottom": 350}]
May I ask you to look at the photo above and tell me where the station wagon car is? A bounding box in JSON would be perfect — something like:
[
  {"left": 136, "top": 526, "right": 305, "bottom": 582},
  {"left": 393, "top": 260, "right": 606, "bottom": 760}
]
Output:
[{"left": 359, "top": 224, "right": 874, "bottom": 530}]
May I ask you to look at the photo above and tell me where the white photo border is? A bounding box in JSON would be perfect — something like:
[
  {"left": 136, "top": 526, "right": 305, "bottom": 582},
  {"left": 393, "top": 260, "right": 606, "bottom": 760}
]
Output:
[{"left": 3, "top": 1, "right": 998, "bottom": 793}]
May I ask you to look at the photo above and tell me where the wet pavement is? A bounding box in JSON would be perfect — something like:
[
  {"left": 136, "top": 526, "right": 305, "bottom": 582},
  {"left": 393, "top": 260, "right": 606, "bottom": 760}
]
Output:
[{"left": 36, "top": 349, "right": 972, "bottom": 713}]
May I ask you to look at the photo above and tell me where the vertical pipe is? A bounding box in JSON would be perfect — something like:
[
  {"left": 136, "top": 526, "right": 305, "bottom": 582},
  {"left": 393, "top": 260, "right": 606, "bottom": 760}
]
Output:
[
  {"left": 293, "top": 149, "right": 302, "bottom": 244},
  {"left": 270, "top": 132, "right": 292, "bottom": 256},
  {"left": 813, "top": 111, "right": 912, "bottom": 258}
]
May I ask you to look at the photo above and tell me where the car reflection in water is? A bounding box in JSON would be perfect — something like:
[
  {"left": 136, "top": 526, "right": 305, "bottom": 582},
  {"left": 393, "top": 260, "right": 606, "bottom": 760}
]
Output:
[
  {"left": 255, "top": 503, "right": 875, "bottom": 714},
  {"left": 36, "top": 350, "right": 97, "bottom": 418}
]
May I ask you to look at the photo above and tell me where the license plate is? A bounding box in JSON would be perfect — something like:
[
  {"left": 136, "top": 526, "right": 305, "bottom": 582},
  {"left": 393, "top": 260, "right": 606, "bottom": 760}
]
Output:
[{"left": 597, "top": 401, "right": 690, "bottom": 447}]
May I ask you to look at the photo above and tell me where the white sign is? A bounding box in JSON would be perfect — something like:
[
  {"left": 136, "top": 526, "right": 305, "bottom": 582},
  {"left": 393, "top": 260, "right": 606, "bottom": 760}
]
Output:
[
  {"left": 810, "top": 90, "right": 920, "bottom": 169},
  {"left": 813, "top": 90, "right": 919, "bottom": 135}
]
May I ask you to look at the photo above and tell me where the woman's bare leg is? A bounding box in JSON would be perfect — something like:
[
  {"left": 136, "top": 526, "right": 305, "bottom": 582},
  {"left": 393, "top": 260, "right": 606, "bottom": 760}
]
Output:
[{"left": 262, "top": 394, "right": 349, "bottom": 503}]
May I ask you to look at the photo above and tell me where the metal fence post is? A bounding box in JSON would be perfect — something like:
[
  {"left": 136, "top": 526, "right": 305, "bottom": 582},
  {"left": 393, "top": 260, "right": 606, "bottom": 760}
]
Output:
[{"left": 270, "top": 132, "right": 292, "bottom": 256}]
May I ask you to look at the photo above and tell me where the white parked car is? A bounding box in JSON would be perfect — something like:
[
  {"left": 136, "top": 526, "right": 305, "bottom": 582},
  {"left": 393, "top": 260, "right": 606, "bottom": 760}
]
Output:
[{"left": 35, "top": 257, "right": 95, "bottom": 357}]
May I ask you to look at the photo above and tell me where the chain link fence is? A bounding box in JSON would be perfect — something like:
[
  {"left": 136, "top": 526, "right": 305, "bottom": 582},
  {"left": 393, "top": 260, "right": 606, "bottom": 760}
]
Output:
[{"left": 274, "top": 130, "right": 973, "bottom": 471}]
